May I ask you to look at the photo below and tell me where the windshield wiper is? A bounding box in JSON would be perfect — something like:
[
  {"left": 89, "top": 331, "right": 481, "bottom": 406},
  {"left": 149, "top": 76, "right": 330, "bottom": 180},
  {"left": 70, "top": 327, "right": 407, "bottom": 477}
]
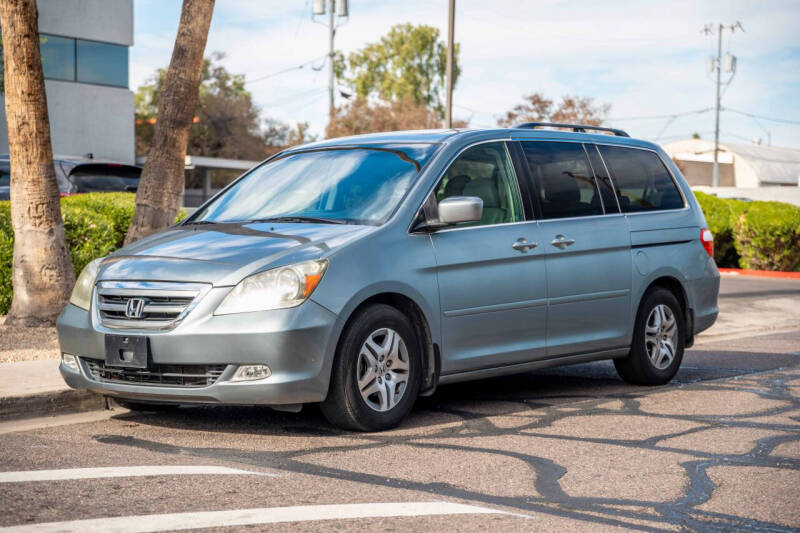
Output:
[
  {"left": 185, "top": 220, "right": 217, "bottom": 225},
  {"left": 248, "top": 216, "right": 349, "bottom": 225}
]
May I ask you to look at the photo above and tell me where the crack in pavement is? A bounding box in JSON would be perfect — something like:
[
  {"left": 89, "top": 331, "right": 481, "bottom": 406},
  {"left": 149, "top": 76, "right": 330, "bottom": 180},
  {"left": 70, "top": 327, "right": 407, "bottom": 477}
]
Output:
[{"left": 89, "top": 363, "right": 800, "bottom": 532}]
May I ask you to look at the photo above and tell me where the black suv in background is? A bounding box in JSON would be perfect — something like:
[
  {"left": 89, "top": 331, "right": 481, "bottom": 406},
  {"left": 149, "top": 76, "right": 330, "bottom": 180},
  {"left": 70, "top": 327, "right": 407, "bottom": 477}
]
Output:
[{"left": 0, "top": 156, "right": 141, "bottom": 201}]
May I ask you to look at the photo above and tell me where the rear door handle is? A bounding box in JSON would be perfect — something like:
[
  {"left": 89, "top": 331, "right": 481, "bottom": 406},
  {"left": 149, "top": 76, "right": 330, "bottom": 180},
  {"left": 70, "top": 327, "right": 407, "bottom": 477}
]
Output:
[
  {"left": 512, "top": 238, "right": 538, "bottom": 252},
  {"left": 551, "top": 234, "right": 575, "bottom": 249}
]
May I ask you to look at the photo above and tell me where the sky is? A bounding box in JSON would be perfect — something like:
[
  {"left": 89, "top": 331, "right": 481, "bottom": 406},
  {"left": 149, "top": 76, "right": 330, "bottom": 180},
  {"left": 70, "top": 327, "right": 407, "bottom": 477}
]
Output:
[{"left": 132, "top": 0, "right": 800, "bottom": 149}]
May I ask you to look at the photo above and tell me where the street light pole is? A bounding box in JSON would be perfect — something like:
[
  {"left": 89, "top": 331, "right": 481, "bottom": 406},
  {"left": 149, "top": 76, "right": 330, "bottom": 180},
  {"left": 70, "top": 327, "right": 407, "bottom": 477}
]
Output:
[{"left": 444, "top": 0, "right": 455, "bottom": 129}]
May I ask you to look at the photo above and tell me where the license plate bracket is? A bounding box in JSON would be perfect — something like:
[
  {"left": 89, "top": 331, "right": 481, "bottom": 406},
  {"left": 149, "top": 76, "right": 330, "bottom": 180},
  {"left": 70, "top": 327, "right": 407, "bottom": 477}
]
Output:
[{"left": 104, "top": 335, "right": 149, "bottom": 368}]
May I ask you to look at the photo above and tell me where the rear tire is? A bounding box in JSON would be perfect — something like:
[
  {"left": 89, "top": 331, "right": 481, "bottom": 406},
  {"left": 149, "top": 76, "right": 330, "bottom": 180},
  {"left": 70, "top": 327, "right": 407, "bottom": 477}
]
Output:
[
  {"left": 321, "top": 304, "right": 421, "bottom": 431},
  {"left": 614, "top": 288, "right": 685, "bottom": 385}
]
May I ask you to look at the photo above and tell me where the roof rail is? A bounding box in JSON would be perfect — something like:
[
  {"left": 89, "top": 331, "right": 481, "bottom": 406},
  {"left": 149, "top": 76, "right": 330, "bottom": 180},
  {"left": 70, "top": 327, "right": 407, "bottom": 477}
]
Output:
[{"left": 514, "top": 122, "right": 629, "bottom": 137}]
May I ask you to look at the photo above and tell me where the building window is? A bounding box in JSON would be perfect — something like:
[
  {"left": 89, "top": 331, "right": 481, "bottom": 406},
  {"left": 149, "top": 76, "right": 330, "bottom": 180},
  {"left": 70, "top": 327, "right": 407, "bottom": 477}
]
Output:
[
  {"left": 37, "top": 33, "right": 128, "bottom": 88},
  {"left": 76, "top": 39, "right": 128, "bottom": 88},
  {"left": 40, "top": 34, "right": 75, "bottom": 82}
]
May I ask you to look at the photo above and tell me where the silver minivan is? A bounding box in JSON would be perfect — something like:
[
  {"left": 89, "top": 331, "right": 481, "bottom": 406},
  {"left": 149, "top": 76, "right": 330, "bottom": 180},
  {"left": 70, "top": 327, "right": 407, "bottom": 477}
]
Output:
[{"left": 57, "top": 124, "right": 720, "bottom": 431}]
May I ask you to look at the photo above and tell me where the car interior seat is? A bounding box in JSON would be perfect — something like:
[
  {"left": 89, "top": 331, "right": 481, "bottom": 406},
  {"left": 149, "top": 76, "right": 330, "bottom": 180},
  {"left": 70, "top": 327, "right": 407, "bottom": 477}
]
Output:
[{"left": 463, "top": 177, "right": 506, "bottom": 224}]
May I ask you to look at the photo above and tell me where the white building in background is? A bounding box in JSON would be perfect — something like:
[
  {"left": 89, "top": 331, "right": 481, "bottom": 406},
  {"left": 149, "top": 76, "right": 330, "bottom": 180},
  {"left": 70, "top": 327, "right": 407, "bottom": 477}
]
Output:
[
  {"left": 663, "top": 138, "right": 800, "bottom": 188},
  {"left": 0, "top": 0, "right": 134, "bottom": 164}
]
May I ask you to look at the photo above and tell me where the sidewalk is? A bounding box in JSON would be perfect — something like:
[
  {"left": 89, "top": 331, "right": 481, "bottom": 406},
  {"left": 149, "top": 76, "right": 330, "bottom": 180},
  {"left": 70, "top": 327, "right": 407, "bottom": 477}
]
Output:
[{"left": 0, "top": 360, "right": 103, "bottom": 420}]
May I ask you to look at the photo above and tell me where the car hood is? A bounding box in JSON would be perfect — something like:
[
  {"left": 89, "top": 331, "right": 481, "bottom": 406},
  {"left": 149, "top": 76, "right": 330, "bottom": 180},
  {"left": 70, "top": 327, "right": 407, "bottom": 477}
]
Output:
[{"left": 98, "top": 222, "right": 375, "bottom": 286}]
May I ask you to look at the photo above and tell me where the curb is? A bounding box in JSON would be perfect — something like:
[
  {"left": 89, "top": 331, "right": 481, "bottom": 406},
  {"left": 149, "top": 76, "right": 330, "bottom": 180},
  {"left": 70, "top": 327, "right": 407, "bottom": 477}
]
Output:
[
  {"left": 0, "top": 389, "right": 105, "bottom": 422},
  {"left": 718, "top": 267, "right": 800, "bottom": 280}
]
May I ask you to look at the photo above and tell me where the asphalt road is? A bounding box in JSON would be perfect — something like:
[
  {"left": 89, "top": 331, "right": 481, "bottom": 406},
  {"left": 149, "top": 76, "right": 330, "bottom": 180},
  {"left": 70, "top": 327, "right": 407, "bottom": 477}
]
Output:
[{"left": 1, "top": 276, "right": 798, "bottom": 532}]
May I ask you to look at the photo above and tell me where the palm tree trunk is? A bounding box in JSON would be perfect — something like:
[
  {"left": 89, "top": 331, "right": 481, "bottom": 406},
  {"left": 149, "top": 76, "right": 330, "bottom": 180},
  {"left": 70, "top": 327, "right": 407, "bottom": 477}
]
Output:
[
  {"left": 125, "top": 0, "right": 214, "bottom": 244},
  {"left": 0, "top": 0, "right": 75, "bottom": 326}
]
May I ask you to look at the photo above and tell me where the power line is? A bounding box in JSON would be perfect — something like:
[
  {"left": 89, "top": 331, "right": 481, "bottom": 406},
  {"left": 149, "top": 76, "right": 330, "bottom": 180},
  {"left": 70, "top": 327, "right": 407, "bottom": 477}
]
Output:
[
  {"left": 245, "top": 56, "right": 326, "bottom": 86},
  {"left": 723, "top": 107, "right": 800, "bottom": 125},
  {"left": 608, "top": 108, "right": 713, "bottom": 121}
]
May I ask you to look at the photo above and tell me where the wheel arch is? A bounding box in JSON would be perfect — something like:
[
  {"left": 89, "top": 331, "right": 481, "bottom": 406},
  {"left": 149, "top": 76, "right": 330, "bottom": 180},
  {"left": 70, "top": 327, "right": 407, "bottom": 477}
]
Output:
[
  {"left": 333, "top": 290, "right": 440, "bottom": 397},
  {"left": 640, "top": 274, "right": 694, "bottom": 346}
]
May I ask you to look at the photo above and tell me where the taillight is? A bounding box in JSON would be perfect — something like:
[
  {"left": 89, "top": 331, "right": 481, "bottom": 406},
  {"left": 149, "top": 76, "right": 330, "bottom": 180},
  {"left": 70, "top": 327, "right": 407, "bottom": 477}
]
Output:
[{"left": 701, "top": 228, "right": 714, "bottom": 257}]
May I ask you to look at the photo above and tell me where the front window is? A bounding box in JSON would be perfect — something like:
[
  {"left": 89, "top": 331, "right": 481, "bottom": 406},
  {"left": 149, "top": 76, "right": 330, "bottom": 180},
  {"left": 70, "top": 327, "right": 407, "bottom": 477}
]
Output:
[
  {"left": 190, "top": 144, "right": 438, "bottom": 225},
  {"left": 433, "top": 142, "right": 524, "bottom": 227}
]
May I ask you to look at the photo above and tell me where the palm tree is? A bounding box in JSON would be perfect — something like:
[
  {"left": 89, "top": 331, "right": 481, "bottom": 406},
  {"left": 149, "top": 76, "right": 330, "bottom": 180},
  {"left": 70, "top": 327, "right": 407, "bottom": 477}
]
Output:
[
  {"left": 125, "top": 0, "right": 215, "bottom": 244},
  {"left": 0, "top": 0, "right": 75, "bottom": 325}
]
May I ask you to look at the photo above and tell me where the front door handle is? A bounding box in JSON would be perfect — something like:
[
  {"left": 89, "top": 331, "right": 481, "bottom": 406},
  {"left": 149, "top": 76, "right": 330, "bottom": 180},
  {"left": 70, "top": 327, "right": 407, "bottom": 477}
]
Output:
[
  {"left": 551, "top": 234, "right": 575, "bottom": 249},
  {"left": 512, "top": 238, "right": 538, "bottom": 252}
]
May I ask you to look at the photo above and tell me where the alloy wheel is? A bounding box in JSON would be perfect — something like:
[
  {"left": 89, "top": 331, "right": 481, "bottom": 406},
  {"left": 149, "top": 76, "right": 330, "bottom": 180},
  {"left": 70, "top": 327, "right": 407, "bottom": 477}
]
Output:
[
  {"left": 356, "top": 328, "right": 410, "bottom": 412},
  {"left": 644, "top": 304, "right": 678, "bottom": 370}
]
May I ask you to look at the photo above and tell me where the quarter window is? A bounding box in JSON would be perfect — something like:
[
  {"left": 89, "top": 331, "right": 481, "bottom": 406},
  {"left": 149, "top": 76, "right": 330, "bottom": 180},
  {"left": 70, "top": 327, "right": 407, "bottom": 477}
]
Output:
[
  {"left": 598, "top": 146, "right": 684, "bottom": 212},
  {"left": 520, "top": 141, "right": 604, "bottom": 219},
  {"left": 0, "top": 162, "right": 9, "bottom": 187},
  {"left": 434, "top": 142, "right": 524, "bottom": 227}
]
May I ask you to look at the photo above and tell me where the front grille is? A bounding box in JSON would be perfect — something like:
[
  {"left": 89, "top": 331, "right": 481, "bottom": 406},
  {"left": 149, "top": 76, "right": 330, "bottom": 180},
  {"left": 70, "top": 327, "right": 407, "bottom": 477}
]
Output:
[
  {"left": 83, "top": 358, "right": 227, "bottom": 388},
  {"left": 96, "top": 281, "right": 209, "bottom": 329}
]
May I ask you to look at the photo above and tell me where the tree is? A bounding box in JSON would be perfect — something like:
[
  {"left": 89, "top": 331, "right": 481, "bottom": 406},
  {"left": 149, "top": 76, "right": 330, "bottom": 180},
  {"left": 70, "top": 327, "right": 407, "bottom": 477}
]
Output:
[
  {"left": 336, "top": 23, "right": 460, "bottom": 118},
  {"left": 497, "top": 93, "right": 610, "bottom": 128},
  {"left": 326, "top": 97, "right": 447, "bottom": 138},
  {"left": 135, "top": 53, "right": 311, "bottom": 160},
  {"left": 125, "top": 0, "right": 215, "bottom": 245},
  {"left": 0, "top": 0, "right": 75, "bottom": 325}
]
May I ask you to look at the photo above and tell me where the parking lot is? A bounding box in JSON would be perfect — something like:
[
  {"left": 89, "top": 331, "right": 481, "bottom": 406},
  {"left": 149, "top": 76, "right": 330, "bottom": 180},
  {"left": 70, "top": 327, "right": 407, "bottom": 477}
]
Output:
[{"left": 1, "top": 275, "right": 798, "bottom": 532}]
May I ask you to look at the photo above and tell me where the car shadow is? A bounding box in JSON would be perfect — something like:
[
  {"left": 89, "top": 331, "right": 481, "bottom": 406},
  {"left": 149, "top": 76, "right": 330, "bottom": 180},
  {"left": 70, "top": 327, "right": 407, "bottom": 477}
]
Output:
[{"left": 112, "top": 348, "right": 800, "bottom": 436}]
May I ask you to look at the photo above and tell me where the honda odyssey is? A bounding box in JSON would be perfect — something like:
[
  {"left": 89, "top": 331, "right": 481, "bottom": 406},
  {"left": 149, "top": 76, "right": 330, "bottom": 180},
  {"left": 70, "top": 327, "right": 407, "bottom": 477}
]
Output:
[{"left": 57, "top": 124, "right": 720, "bottom": 431}]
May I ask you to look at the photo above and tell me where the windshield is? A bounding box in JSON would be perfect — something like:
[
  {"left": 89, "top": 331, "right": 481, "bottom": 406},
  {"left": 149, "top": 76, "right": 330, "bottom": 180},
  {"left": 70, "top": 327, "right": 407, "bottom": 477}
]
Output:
[{"left": 189, "top": 144, "right": 439, "bottom": 225}]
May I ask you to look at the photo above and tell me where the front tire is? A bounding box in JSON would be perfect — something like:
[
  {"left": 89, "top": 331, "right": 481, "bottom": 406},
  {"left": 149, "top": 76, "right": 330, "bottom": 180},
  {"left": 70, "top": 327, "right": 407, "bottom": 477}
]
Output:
[
  {"left": 321, "top": 304, "right": 421, "bottom": 431},
  {"left": 614, "top": 288, "right": 685, "bottom": 385}
]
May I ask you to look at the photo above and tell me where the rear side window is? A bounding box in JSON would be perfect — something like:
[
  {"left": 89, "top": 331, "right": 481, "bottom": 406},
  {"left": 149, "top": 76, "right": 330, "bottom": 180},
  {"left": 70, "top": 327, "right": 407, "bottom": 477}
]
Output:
[
  {"left": 520, "top": 141, "right": 603, "bottom": 219},
  {"left": 68, "top": 165, "right": 141, "bottom": 193},
  {"left": 598, "top": 146, "right": 684, "bottom": 212}
]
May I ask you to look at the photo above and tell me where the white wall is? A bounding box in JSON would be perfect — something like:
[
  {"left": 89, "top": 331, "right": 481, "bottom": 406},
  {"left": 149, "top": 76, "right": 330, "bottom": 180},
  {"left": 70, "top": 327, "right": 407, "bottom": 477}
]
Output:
[
  {"left": 37, "top": 0, "right": 133, "bottom": 45},
  {"left": 0, "top": 0, "right": 135, "bottom": 163},
  {"left": 0, "top": 81, "right": 135, "bottom": 164}
]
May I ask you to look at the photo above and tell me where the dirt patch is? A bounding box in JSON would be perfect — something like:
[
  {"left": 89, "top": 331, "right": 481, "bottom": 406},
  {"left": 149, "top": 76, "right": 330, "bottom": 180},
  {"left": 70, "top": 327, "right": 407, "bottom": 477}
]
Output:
[{"left": 0, "top": 316, "right": 60, "bottom": 363}]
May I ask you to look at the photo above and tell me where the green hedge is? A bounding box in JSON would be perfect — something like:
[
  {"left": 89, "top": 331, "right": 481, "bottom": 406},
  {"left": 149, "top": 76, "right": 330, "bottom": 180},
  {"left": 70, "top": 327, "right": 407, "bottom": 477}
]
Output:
[
  {"left": 734, "top": 201, "right": 800, "bottom": 271},
  {"left": 0, "top": 193, "right": 185, "bottom": 315},
  {"left": 694, "top": 191, "right": 800, "bottom": 271}
]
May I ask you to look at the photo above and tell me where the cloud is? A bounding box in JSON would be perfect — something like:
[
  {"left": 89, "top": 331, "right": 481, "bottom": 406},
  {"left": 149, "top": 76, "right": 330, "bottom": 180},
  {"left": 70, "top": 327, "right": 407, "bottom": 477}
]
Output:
[{"left": 131, "top": 0, "right": 800, "bottom": 147}]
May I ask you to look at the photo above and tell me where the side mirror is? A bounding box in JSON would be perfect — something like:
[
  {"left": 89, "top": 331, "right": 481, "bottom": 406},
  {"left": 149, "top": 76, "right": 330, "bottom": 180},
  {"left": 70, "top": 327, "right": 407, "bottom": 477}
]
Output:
[{"left": 438, "top": 196, "right": 483, "bottom": 225}]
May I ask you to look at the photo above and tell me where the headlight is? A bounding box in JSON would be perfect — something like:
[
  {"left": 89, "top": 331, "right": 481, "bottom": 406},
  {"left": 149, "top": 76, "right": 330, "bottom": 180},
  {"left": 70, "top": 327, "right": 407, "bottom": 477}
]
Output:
[
  {"left": 215, "top": 259, "right": 328, "bottom": 315},
  {"left": 69, "top": 258, "right": 102, "bottom": 311}
]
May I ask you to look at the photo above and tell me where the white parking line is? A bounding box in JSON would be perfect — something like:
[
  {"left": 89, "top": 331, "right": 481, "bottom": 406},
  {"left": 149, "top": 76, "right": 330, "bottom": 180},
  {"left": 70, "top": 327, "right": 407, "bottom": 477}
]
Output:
[
  {"left": 0, "top": 465, "right": 277, "bottom": 483},
  {"left": 0, "top": 501, "right": 527, "bottom": 532}
]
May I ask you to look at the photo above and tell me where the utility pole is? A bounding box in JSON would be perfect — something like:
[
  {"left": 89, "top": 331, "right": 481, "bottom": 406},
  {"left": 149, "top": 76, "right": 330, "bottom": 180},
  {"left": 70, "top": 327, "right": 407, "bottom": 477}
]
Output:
[
  {"left": 703, "top": 21, "right": 742, "bottom": 188},
  {"left": 444, "top": 0, "right": 455, "bottom": 128},
  {"left": 313, "top": 0, "right": 348, "bottom": 119},
  {"left": 328, "top": 1, "right": 335, "bottom": 118}
]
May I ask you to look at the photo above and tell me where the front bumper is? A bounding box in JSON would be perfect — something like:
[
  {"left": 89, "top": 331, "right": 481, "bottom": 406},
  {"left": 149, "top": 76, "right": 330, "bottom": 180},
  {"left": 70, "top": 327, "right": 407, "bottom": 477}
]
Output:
[{"left": 56, "top": 289, "right": 341, "bottom": 405}]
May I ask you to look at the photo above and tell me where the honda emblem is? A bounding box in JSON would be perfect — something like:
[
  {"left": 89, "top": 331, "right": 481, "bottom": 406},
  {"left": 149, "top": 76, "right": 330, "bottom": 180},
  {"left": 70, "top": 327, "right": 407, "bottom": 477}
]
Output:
[{"left": 125, "top": 298, "right": 146, "bottom": 319}]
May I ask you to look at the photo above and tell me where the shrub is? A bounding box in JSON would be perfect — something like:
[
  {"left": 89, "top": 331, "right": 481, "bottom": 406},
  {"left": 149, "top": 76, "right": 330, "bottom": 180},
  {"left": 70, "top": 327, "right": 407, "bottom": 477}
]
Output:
[
  {"left": 0, "top": 193, "right": 185, "bottom": 315},
  {"left": 693, "top": 191, "right": 748, "bottom": 268},
  {"left": 733, "top": 200, "right": 800, "bottom": 272}
]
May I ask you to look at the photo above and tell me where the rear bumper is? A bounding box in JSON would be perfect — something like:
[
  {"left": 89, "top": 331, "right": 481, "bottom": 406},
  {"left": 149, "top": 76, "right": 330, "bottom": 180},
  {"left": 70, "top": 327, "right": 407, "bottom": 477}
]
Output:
[{"left": 56, "top": 294, "right": 341, "bottom": 406}]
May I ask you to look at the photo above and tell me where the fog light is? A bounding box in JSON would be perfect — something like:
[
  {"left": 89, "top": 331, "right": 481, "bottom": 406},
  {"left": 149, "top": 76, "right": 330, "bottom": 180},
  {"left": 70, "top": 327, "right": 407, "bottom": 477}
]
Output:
[
  {"left": 61, "top": 353, "right": 79, "bottom": 372},
  {"left": 231, "top": 365, "right": 271, "bottom": 382}
]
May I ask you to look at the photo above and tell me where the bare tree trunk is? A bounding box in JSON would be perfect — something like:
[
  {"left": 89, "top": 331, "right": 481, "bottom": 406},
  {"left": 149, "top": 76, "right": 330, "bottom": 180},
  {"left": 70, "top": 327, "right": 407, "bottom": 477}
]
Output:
[
  {"left": 1, "top": 0, "right": 75, "bottom": 326},
  {"left": 125, "top": 0, "right": 214, "bottom": 244}
]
